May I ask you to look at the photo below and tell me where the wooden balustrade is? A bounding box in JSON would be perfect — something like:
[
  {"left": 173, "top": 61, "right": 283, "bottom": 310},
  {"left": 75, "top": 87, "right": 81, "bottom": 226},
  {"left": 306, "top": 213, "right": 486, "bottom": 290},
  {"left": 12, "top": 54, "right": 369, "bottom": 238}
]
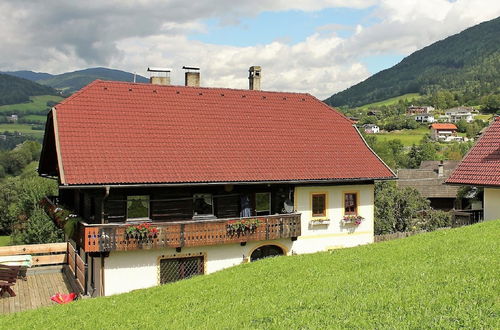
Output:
[{"left": 79, "top": 213, "right": 301, "bottom": 252}]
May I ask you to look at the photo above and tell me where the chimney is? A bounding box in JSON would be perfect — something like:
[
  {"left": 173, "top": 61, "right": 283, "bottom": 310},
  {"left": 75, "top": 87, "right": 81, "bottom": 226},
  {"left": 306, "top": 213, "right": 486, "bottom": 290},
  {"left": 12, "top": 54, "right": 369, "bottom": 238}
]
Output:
[
  {"left": 147, "top": 67, "right": 171, "bottom": 85},
  {"left": 248, "top": 66, "right": 261, "bottom": 90},
  {"left": 438, "top": 160, "right": 444, "bottom": 177},
  {"left": 183, "top": 66, "right": 200, "bottom": 87}
]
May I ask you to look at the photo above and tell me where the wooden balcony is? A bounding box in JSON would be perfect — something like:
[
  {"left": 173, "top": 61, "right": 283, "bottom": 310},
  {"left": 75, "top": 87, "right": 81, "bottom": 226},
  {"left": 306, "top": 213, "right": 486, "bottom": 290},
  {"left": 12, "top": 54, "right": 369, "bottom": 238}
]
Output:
[{"left": 79, "top": 214, "right": 301, "bottom": 253}]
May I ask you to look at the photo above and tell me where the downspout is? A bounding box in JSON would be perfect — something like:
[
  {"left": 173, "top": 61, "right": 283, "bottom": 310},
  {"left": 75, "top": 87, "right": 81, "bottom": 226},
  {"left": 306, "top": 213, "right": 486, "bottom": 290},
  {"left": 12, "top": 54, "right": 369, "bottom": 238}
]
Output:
[{"left": 100, "top": 186, "right": 110, "bottom": 296}]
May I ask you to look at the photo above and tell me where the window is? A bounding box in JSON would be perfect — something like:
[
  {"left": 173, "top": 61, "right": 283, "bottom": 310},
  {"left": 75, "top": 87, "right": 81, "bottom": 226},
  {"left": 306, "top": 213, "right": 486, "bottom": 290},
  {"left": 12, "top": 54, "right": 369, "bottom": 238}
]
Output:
[
  {"left": 344, "top": 193, "right": 358, "bottom": 215},
  {"left": 127, "top": 195, "right": 149, "bottom": 220},
  {"left": 193, "top": 194, "right": 213, "bottom": 216},
  {"left": 312, "top": 194, "right": 326, "bottom": 217},
  {"left": 159, "top": 256, "right": 204, "bottom": 284},
  {"left": 255, "top": 192, "right": 271, "bottom": 215}
]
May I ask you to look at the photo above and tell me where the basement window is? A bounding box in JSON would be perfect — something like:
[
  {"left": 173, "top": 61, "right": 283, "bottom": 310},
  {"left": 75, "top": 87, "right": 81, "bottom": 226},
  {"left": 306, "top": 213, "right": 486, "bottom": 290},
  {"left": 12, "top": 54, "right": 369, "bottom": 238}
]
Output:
[
  {"left": 127, "top": 195, "right": 149, "bottom": 220},
  {"left": 159, "top": 256, "right": 204, "bottom": 284}
]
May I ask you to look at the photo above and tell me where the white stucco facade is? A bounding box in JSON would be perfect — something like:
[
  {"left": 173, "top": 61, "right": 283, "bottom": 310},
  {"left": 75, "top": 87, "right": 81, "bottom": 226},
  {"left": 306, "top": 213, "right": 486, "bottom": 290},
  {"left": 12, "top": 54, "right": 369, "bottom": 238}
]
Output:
[
  {"left": 100, "top": 184, "right": 375, "bottom": 296},
  {"left": 484, "top": 188, "right": 500, "bottom": 221}
]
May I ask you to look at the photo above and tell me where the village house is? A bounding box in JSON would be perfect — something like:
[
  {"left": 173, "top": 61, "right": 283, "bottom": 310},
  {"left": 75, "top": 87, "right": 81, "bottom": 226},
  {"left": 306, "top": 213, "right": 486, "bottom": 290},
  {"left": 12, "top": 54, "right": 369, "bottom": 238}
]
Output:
[
  {"left": 407, "top": 105, "right": 434, "bottom": 115},
  {"left": 397, "top": 161, "right": 461, "bottom": 211},
  {"left": 38, "top": 67, "right": 395, "bottom": 296},
  {"left": 362, "top": 124, "right": 380, "bottom": 134},
  {"left": 415, "top": 113, "right": 435, "bottom": 123},
  {"left": 430, "top": 123, "right": 460, "bottom": 142},
  {"left": 7, "top": 114, "right": 18, "bottom": 123},
  {"left": 445, "top": 107, "right": 474, "bottom": 123},
  {"left": 446, "top": 117, "right": 500, "bottom": 221}
]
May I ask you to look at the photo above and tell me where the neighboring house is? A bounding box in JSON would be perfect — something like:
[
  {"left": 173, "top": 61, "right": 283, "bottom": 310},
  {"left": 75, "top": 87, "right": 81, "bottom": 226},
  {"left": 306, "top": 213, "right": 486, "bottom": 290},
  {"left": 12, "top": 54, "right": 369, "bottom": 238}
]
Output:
[
  {"left": 415, "top": 114, "right": 435, "bottom": 123},
  {"left": 445, "top": 107, "right": 474, "bottom": 123},
  {"left": 7, "top": 114, "right": 18, "bottom": 123},
  {"left": 446, "top": 117, "right": 500, "bottom": 221},
  {"left": 397, "top": 161, "right": 461, "bottom": 211},
  {"left": 38, "top": 69, "right": 395, "bottom": 296},
  {"left": 363, "top": 124, "right": 380, "bottom": 134},
  {"left": 430, "top": 123, "right": 458, "bottom": 141},
  {"left": 407, "top": 105, "right": 434, "bottom": 115}
]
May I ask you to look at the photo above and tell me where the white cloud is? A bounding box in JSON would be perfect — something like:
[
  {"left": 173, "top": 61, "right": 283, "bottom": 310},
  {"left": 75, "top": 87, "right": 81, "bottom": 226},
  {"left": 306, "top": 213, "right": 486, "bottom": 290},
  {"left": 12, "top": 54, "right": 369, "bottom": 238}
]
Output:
[{"left": 0, "top": 0, "right": 498, "bottom": 99}]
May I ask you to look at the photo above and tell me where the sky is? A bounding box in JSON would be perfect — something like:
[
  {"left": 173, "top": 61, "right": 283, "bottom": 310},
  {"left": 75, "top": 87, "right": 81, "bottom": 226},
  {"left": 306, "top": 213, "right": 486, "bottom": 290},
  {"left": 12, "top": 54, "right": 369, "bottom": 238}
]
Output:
[{"left": 0, "top": 0, "right": 499, "bottom": 99}]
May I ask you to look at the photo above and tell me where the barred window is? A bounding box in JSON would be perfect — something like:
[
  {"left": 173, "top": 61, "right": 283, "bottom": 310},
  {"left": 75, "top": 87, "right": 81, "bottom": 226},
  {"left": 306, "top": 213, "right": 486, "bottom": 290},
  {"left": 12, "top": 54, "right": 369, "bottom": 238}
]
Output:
[{"left": 159, "top": 256, "right": 204, "bottom": 284}]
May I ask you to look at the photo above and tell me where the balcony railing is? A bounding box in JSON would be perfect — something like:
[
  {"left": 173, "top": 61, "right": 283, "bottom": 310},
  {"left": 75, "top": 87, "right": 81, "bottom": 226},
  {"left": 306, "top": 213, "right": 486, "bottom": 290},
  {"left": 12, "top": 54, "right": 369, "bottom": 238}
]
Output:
[{"left": 79, "top": 214, "right": 301, "bottom": 253}]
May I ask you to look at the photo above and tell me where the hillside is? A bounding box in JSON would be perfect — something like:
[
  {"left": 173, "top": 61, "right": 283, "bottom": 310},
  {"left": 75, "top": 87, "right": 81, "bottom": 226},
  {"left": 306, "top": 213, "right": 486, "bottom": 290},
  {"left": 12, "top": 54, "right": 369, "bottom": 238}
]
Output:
[
  {"left": 0, "top": 74, "right": 58, "bottom": 106},
  {"left": 1, "top": 221, "right": 498, "bottom": 328},
  {"left": 325, "top": 17, "right": 500, "bottom": 108},
  {"left": 1, "top": 70, "right": 53, "bottom": 82},
  {"left": 36, "top": 67, "right": 148, "bottom": 93}
]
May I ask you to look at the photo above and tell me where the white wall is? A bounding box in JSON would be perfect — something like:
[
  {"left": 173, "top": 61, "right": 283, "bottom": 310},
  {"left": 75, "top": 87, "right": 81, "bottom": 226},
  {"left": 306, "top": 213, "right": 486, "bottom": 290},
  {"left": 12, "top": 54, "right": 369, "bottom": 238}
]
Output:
[
  {"left": 484, "top": 188, "right": 500, "bottom": 221},
  {"left": 102, "top": 184, "right": 375, "bottom": 296},
  {"left": 292, "top": 184, "right": 374, "bottom": 253}
]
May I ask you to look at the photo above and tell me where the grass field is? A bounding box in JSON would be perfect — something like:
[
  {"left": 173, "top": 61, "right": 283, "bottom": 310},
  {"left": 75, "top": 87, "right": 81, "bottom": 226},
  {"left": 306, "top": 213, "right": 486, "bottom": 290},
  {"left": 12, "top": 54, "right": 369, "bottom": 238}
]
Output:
[
  {"left": 23, "top": 115, "right": 47, "bottom": 124},
  {"left": 0, "top": 95, "right": 63, "bottom": 114},
  {"left": 358, "top": 93, "right": 421, "bottom": 110},
  {"left": 0, "top": 236, "right": 9, "bottom": 247},
  {"left": 476, "top": 114, "right": 494, "bottom": 122},
  {"left": 2, "top": 221, "right": 498, "bottom": 329},
  {"left": 375, "top": 127, "right": 429, "bottom": 146},
  {"left": 0, "top": 124, "right": 44, "bottom": 138}
]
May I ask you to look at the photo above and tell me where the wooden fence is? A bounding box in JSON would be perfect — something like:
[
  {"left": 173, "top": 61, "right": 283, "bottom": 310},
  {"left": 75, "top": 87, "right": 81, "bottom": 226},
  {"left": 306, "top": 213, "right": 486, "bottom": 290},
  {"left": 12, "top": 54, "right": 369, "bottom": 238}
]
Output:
[
  {"left": 0, "top": 242, "right": 67, "bottom": 266},
  {"left": 65, "top": 243, "right": 86, "bottom": 294}
]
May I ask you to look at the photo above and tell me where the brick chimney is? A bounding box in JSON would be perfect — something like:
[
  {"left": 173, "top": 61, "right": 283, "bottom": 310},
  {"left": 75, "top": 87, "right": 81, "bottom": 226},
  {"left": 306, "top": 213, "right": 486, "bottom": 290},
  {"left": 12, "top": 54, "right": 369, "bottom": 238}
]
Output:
[
  {"left": 147, "top": 67, "right": 171, "bottom": 85},
  {"left": 438, "top": 160, "right": 444, "bottom": 177},
  {"left": 249, "top": 66, "right": 261, "bottom": 90},
  {"left": 183, "top": 66, "right": 200, "bottom": 87}
]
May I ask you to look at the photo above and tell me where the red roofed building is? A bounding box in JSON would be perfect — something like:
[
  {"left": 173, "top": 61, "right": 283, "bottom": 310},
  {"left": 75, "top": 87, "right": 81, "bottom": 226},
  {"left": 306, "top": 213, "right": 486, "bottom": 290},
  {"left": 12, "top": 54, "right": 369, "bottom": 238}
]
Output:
[
  {"left": 430, "top": 123, "right": 459, "bottom": 141},
  {"left": 446, "top": 117, "right": 500, "bottom": 220},
  {"left": 39, "top": 69, "right": 395, "bottom": 296}
]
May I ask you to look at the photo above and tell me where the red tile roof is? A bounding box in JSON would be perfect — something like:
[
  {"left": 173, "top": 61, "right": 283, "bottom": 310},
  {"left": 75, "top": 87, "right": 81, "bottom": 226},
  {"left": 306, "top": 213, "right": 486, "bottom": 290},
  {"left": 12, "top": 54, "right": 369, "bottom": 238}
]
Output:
[
  {"left": 446, "top": 117, "right": 500, "bottom": 186},
  {"left": 431, "top": 123, "right": 457, "bottom": 130},
  {"left": 44, "top": 80, "right": 395, "bottom": 185}
]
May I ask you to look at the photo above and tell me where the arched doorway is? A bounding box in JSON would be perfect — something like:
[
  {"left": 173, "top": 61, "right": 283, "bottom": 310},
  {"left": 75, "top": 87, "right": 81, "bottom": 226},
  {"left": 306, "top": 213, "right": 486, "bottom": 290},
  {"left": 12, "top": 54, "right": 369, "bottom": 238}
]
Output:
[{"left": 250, "top": 245, "right": 284, "bottom": 262}]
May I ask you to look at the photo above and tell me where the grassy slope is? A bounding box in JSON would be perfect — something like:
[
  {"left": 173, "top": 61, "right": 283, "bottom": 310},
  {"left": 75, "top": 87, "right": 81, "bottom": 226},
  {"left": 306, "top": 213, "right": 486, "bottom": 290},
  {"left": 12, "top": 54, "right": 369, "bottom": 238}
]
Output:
[
  {"left": 357, "top": 93, "right": 421, "bottom": 110},
  {"left": 0, "top": 95, "right": 63, "bottom": 114},
  {"left": 0, "top": 236, "right": 9, "bottom": 246},
  {"left": 1, "top": 221, "right": 499, "bottom": 328}
]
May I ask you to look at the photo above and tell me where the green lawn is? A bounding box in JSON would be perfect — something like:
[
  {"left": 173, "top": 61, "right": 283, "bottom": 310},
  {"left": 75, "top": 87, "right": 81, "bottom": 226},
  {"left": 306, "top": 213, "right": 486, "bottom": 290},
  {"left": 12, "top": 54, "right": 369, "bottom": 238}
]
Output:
[
  {"left": 0, "top": 236, "right": 9, "bottom": 246},
  {"left": 476, "top": 114, "right": 493, "bottom": 122},
  {"left": 0, "top": 124, "right": 44, "bottom": 138},
  {"left": 0, "top": 95, "right": 63, "bottom": 114},
  {"left": 23, "top": 115, "right": 47, "bottom": 124},
  {"left": 358, "top": 93, "right": 421, "bottom": 110},
  {"left": 2, "top": 221, "right": 498, "bottom": 329},
  {"left": 375, "top": 127, "right": 429, "bottom": 146}
]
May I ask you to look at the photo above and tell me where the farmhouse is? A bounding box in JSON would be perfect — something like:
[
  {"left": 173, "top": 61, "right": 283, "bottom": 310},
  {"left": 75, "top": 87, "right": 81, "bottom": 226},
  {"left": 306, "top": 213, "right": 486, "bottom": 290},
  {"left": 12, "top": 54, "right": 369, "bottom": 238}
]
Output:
[
  {"left": 407, "top": 105, "right": 434, "bottom": 115},
  {"left": 446, "top": 117, "right": 500, "bottom": 221},
  {"left": 398, "top": 161, "right": 461, "bottom": 211},
  {"left": 362, "top": 124, "right": 380, "bottom": 134},
  {"left": 430, "top": 123, "right": 459, "bottom": 141},
  {"left": 38, "top": 67, "right": 395, "bottom": 296}
]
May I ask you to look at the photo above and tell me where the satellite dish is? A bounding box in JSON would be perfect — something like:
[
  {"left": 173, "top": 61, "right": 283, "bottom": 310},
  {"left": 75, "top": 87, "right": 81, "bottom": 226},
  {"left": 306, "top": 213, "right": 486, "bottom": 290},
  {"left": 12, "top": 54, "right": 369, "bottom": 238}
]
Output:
[{"left": 283, "top": 199, "right": 294, "bottom": 213}]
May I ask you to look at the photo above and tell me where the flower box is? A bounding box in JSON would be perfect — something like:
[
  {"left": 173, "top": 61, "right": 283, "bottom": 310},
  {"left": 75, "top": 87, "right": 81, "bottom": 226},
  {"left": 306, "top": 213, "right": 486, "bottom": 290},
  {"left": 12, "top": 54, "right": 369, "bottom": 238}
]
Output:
[{"left": 309, "top": 219, "right": 330, "bottom": 225}]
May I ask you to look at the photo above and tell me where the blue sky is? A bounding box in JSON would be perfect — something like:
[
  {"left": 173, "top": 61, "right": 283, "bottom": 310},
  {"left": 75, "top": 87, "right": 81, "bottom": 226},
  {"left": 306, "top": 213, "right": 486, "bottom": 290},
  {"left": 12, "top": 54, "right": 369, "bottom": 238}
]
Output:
[{"left": 188, "top": 7, "right": 405, "bottom": 74}]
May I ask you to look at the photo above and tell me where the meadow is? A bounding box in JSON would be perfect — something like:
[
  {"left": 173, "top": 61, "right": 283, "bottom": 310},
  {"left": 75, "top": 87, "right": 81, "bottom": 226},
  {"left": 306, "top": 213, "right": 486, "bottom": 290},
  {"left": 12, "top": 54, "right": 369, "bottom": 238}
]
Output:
[
  {"left": 1, "top": 221, "right": 498, "bottom": 329},
  {"left": 0, "top": 95, "right": 63, "bottom": 114},
  {"left": 357, "top": 93, "right": 421, "bottom": 110}
]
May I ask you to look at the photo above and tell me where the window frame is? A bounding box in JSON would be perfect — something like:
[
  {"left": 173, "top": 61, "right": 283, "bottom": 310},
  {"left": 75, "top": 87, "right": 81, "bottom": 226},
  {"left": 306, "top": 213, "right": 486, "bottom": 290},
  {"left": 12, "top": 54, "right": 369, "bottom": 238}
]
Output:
[
  {"left": 126, "top": 195, "right": 150, "bottom": 221},
  {"left": 255, "top": 192, "right": 271, "bottom": 216},
  {"left": 193, "top": 193, "right": 214, "bottom": 216},
  {"left": 343, "top": 192, "right": 359, "bottom": 216},
  {"left": 311, "top": 193, "right": 327, "bottom": 217}
]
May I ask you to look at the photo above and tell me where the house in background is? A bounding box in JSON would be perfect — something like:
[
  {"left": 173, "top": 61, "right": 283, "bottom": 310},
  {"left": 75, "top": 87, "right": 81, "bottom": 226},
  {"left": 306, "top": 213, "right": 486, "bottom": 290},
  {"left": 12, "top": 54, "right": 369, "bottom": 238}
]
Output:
[
  {"left": 447, "top": 117, "right": 500, "bottom": 221},
  {"left": 7, "top": 114, "right": 18, "bottom": 123},
  {"left": 430, "top": 123, "right": 459, "bottom": 142},
  {"left": 445, "top": 107, "right": 474, "bottom": 123},
  {"left": 38, "top": 66, "right": 395, "bottom": 296},
  {"left": 362, "top": 124, "right": 380, "bottom": 134},
  {"left": 407, "top": 105, "right": 434, "bottom": 115},
  {"left": 415, "top": 113, "right": 435, "bottom": 123},
  {"left": 398, "top": 161, "right": 461, "bottom": 211}
]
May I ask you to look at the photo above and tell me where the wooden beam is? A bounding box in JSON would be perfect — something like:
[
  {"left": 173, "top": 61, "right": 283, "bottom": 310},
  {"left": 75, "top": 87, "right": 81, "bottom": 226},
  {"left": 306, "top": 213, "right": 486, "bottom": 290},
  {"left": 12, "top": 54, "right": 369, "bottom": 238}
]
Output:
[
  {"left": 31, "top": 254, "right": 67, "bottom": 266},
  {"left": 0, "top": 242, "right": 67, "bottom": 256}
]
